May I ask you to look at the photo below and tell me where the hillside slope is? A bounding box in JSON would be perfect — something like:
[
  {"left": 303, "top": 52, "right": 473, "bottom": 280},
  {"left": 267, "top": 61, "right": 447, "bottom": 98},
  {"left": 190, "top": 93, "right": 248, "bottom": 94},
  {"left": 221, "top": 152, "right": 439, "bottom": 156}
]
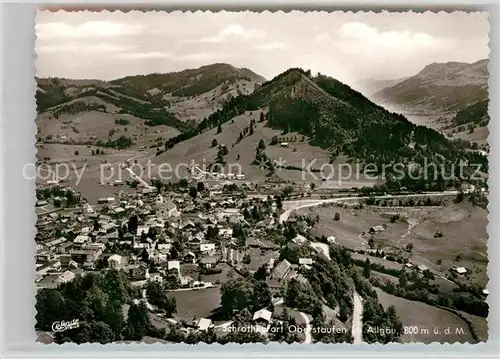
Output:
[
  {"left": 373, "top": 59, "right": 489, "bottom": 115},
  {"left": 159, "top": 68, "right": 488, "bottom": 188},
  {"left": 36, "top": 63, "right": 266, "bottom": 123},
  {"left": 443, "top": 100, "right": 490, "bottom": 146}
]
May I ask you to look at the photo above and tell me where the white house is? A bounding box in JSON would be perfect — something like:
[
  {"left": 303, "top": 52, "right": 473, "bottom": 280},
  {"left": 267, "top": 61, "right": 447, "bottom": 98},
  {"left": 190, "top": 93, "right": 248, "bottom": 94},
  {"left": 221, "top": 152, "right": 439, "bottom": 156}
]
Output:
[
  {"left": 197, "top": 318, "right": 213, "bottom": 331},
  {"left": 156, "top": 196, "right": 180, "bottom": 219},
  {"left": 292, "top": 234, "right": 307, "bottom": 245},
  {"left": 136, "top": 226, "right": 150, "bottom": 237},
  {"left": 253, "top": 308, "right": 273, "bottom": 325},
  {"left": 167, "top": 260, "right": 180, "bottom": 272},
  {"left": 417, "top": 264, "right": 429, "bottom": 272},
  {"left": 327, "top": 236, "right": 336, "bottom": 244},
  {"left": 299, "top": 258, "right": 313, "bottom": 265},
  {"left": 108, "top": 254, "right": 123, "bottom": 268},
  {"left": 54, "top": 270, "right": 75, "bottom": 285},
  {"left": 74, "top": 235, "right": 90, "bottom": 244},
  {"left": 455, "top": 267, "right": 467, "bottom": 275},
  {"left": 200, "top": 243, "right": 216, "bottom": 253}
]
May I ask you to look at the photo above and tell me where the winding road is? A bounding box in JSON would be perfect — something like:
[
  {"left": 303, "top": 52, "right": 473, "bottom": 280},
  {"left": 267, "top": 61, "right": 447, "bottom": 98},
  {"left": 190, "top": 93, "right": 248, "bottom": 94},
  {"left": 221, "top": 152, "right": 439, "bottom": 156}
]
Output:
[
  {"left": 298, "top": 312, "right": 312, "bottom": 344},
  {"left": 351, "top": 291, "right": 363, "bottom": 344},
  {"left": 279, "top": 191, "right": 459, "bottom": 224}
]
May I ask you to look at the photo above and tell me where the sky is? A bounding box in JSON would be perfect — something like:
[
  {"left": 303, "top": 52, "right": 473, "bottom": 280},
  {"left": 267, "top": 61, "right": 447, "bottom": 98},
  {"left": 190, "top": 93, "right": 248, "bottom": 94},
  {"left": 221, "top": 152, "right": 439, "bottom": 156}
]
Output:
[{"left": 36, "top": 10, "right": 490, "bottom": 86}]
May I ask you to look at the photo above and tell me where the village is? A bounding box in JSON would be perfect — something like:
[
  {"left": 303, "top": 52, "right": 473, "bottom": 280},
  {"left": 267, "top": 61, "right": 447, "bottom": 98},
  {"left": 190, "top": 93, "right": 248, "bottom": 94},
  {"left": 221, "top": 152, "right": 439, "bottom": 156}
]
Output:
[
  {"left": 34, "top": 161, "right": 490, "bottom": 346},
  {"left": 34, "top": 171, "right": 342, "bottom": 342}
]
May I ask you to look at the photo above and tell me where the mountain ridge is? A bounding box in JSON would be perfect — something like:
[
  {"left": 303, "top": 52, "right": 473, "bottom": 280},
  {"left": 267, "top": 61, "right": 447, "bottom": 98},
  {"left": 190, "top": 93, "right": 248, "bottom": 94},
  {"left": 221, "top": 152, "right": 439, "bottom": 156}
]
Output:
[
  {"left": 36, "top": 63, "right": 267, "bottom": 115},
  {"left": 373, "top": 59, "right": 489, "bottom": 115},
  {"left": 161, "top": 67, "right": 487, "bottom": 190}
]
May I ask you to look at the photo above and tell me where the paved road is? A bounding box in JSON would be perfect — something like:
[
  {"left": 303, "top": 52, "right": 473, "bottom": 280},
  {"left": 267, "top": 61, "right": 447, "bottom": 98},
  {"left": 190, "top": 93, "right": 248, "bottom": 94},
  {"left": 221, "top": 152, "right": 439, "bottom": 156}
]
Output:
[
  {"left": 298, "top": 312, "right": 312, "bottom": 344},
  {"left": 279, "top": 191, "right": 459, "bottom": 223},
  {"left": 352, "top": 291, "right": 363, "bottom": 344}
]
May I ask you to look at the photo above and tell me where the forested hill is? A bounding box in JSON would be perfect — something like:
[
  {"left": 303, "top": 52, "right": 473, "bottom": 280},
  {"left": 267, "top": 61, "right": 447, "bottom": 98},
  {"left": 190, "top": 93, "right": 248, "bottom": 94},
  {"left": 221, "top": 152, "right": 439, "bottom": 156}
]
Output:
[
  {"left": 110, "top": 63, "right": 266, "bottom": 97},
  {"left": 373, "top": 59, "right": 489, "bottom": 114},
  {"left": 36, "top": 63, "right": 266, "bottom": 115},
  {"left": 165, "top": 68, "right": 488, "bottom": 181}
]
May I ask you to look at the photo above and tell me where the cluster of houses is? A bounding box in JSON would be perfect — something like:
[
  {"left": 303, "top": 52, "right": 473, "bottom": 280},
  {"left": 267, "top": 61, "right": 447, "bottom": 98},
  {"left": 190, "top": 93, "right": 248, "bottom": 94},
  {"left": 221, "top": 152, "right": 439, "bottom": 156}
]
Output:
[
  {"left": 34, "top": 181, "right": 289, "bottom": 292},
  {"left": 34, "top": 178, "right": 351, "bottom": 342}
]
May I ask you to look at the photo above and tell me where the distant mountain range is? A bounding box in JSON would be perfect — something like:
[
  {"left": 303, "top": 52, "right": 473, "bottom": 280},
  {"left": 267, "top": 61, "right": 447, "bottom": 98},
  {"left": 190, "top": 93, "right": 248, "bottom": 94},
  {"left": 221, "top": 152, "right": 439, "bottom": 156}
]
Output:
[
  {"left": 36, "top": 63, "right": 266, "bottom": 122},
  {"left": 372, "top": 59, "right": 489, "bottom": 115},
  {"left": 36, "top": 62, "right": 488, "bottom": 187}
]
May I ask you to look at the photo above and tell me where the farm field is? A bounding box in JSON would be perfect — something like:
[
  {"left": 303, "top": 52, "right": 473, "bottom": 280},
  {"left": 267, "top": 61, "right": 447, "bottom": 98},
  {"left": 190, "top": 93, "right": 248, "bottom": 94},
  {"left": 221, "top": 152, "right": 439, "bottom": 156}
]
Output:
[
  {"left": 452, "top": 125, "right": 489, "bottom": 146},
  {"left": 303, "top": 205, "right": 411, "bottom": 250},
  {"left": 303, "top": 201, "right": 488, "bottom": 289},
  {"left": 36, "top": 107, "right": 179, "bottom": 146},
  {"left": 374, "top": 288, "right": 475, "bottom": 343},
  {"left": 452, "top": 310, "right": 489, "bottom": 342},
  {"left": 402, "top": 201, "right": 488, "bottom": 287},
  {"left": 37, "top": 143, "right": 146, "bottom": 204}
]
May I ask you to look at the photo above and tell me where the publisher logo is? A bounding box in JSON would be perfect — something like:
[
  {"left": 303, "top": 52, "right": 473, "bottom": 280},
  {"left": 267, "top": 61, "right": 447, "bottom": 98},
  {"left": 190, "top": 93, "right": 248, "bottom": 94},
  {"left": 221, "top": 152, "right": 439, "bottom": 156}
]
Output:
[{"left": 51, "top": 319, "right": 80, "bottom": 332}]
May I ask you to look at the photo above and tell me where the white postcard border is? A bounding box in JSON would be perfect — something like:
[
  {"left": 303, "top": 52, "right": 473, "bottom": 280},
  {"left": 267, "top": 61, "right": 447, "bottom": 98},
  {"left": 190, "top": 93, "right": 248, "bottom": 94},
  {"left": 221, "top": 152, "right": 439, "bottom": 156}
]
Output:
[{"left": 1, "top": 1, "right": 499, "bottom": 358}]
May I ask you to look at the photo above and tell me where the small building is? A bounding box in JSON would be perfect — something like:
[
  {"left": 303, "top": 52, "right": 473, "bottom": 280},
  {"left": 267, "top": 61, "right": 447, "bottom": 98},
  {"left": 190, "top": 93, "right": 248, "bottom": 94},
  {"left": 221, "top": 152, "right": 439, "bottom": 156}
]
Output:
[
  {"left": 292, "top": 234, "right": 307, "bottom": 245},
  {"left": 54, "top": 270, "right": 75, "bottom": 285},
  {"left": 369, "top": 225, "right": 386, "bottom": 234},
  {"left": 253, "top": 308, "right": 273, "bottom": 326},
  {"left": 200, "top": 243, "right": 216, "bottom": 253},
  {"left": 298, "top": 258, "right": 313, "bottom": 266},
  {"left": 156, "top": 197, "right": 180, "bottom": 219},
  {"left": 74, "top": 235, "right": 90, "bottom": 244},
  {"left": 417, "top": 264, "right": 428, "bottom": 272},
  {"left": 196, "top": 318, "right": 213, "bottom": 331},
  {"left": 326, "top": 236, "right": 336, "bottom": 244},
  {"left": 200, "top": 256, "right": 218, "bottom": 269},
  {"left": 219, "top": 228, "right": 233, "bottom": 239},
  {"left": 167, "top": 260, "right": 180, "bottom": 272},
  {"left": 108, "top": 254, "right": 123, "bottom": 268},
  {"left": 136, "top": 226, "right": 150, "bottom": 237},
  {"left": 180, "top": 275, "right": 194, "bottom": 287},
  {"left": 127, "top": 264, "right": 147, "bottom": 280},
  {"left": 58, "top": 242, "right": 73, "bottom": 254},
  {"left": 454, "top": 267, "right": 467, "bottom": 275},
  {"left": 44, "top": 237, "right": 67, "bottom": 250},
  {"left": 271, "top": 259, "right": 291, "bottom": 281},
  {"left": 97, "top": 197, "right": 115, "bottom": 204},
  {"left": 157, "top": 243, "right": 172, "bottom": 254}
]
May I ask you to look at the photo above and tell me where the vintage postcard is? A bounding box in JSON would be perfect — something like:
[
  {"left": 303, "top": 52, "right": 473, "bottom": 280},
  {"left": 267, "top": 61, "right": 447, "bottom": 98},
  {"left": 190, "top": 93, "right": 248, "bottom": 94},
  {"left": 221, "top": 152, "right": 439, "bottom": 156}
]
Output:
[{"left": 34, "top": 10, "right": 489, "bottom": 345}]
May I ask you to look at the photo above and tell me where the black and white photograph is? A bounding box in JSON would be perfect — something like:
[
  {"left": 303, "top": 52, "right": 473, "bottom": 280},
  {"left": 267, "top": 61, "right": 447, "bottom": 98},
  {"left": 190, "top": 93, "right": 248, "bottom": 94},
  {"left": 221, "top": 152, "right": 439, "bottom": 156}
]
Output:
[{"left": 33, "top": 9, "right": 490, "bottom": 345}]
